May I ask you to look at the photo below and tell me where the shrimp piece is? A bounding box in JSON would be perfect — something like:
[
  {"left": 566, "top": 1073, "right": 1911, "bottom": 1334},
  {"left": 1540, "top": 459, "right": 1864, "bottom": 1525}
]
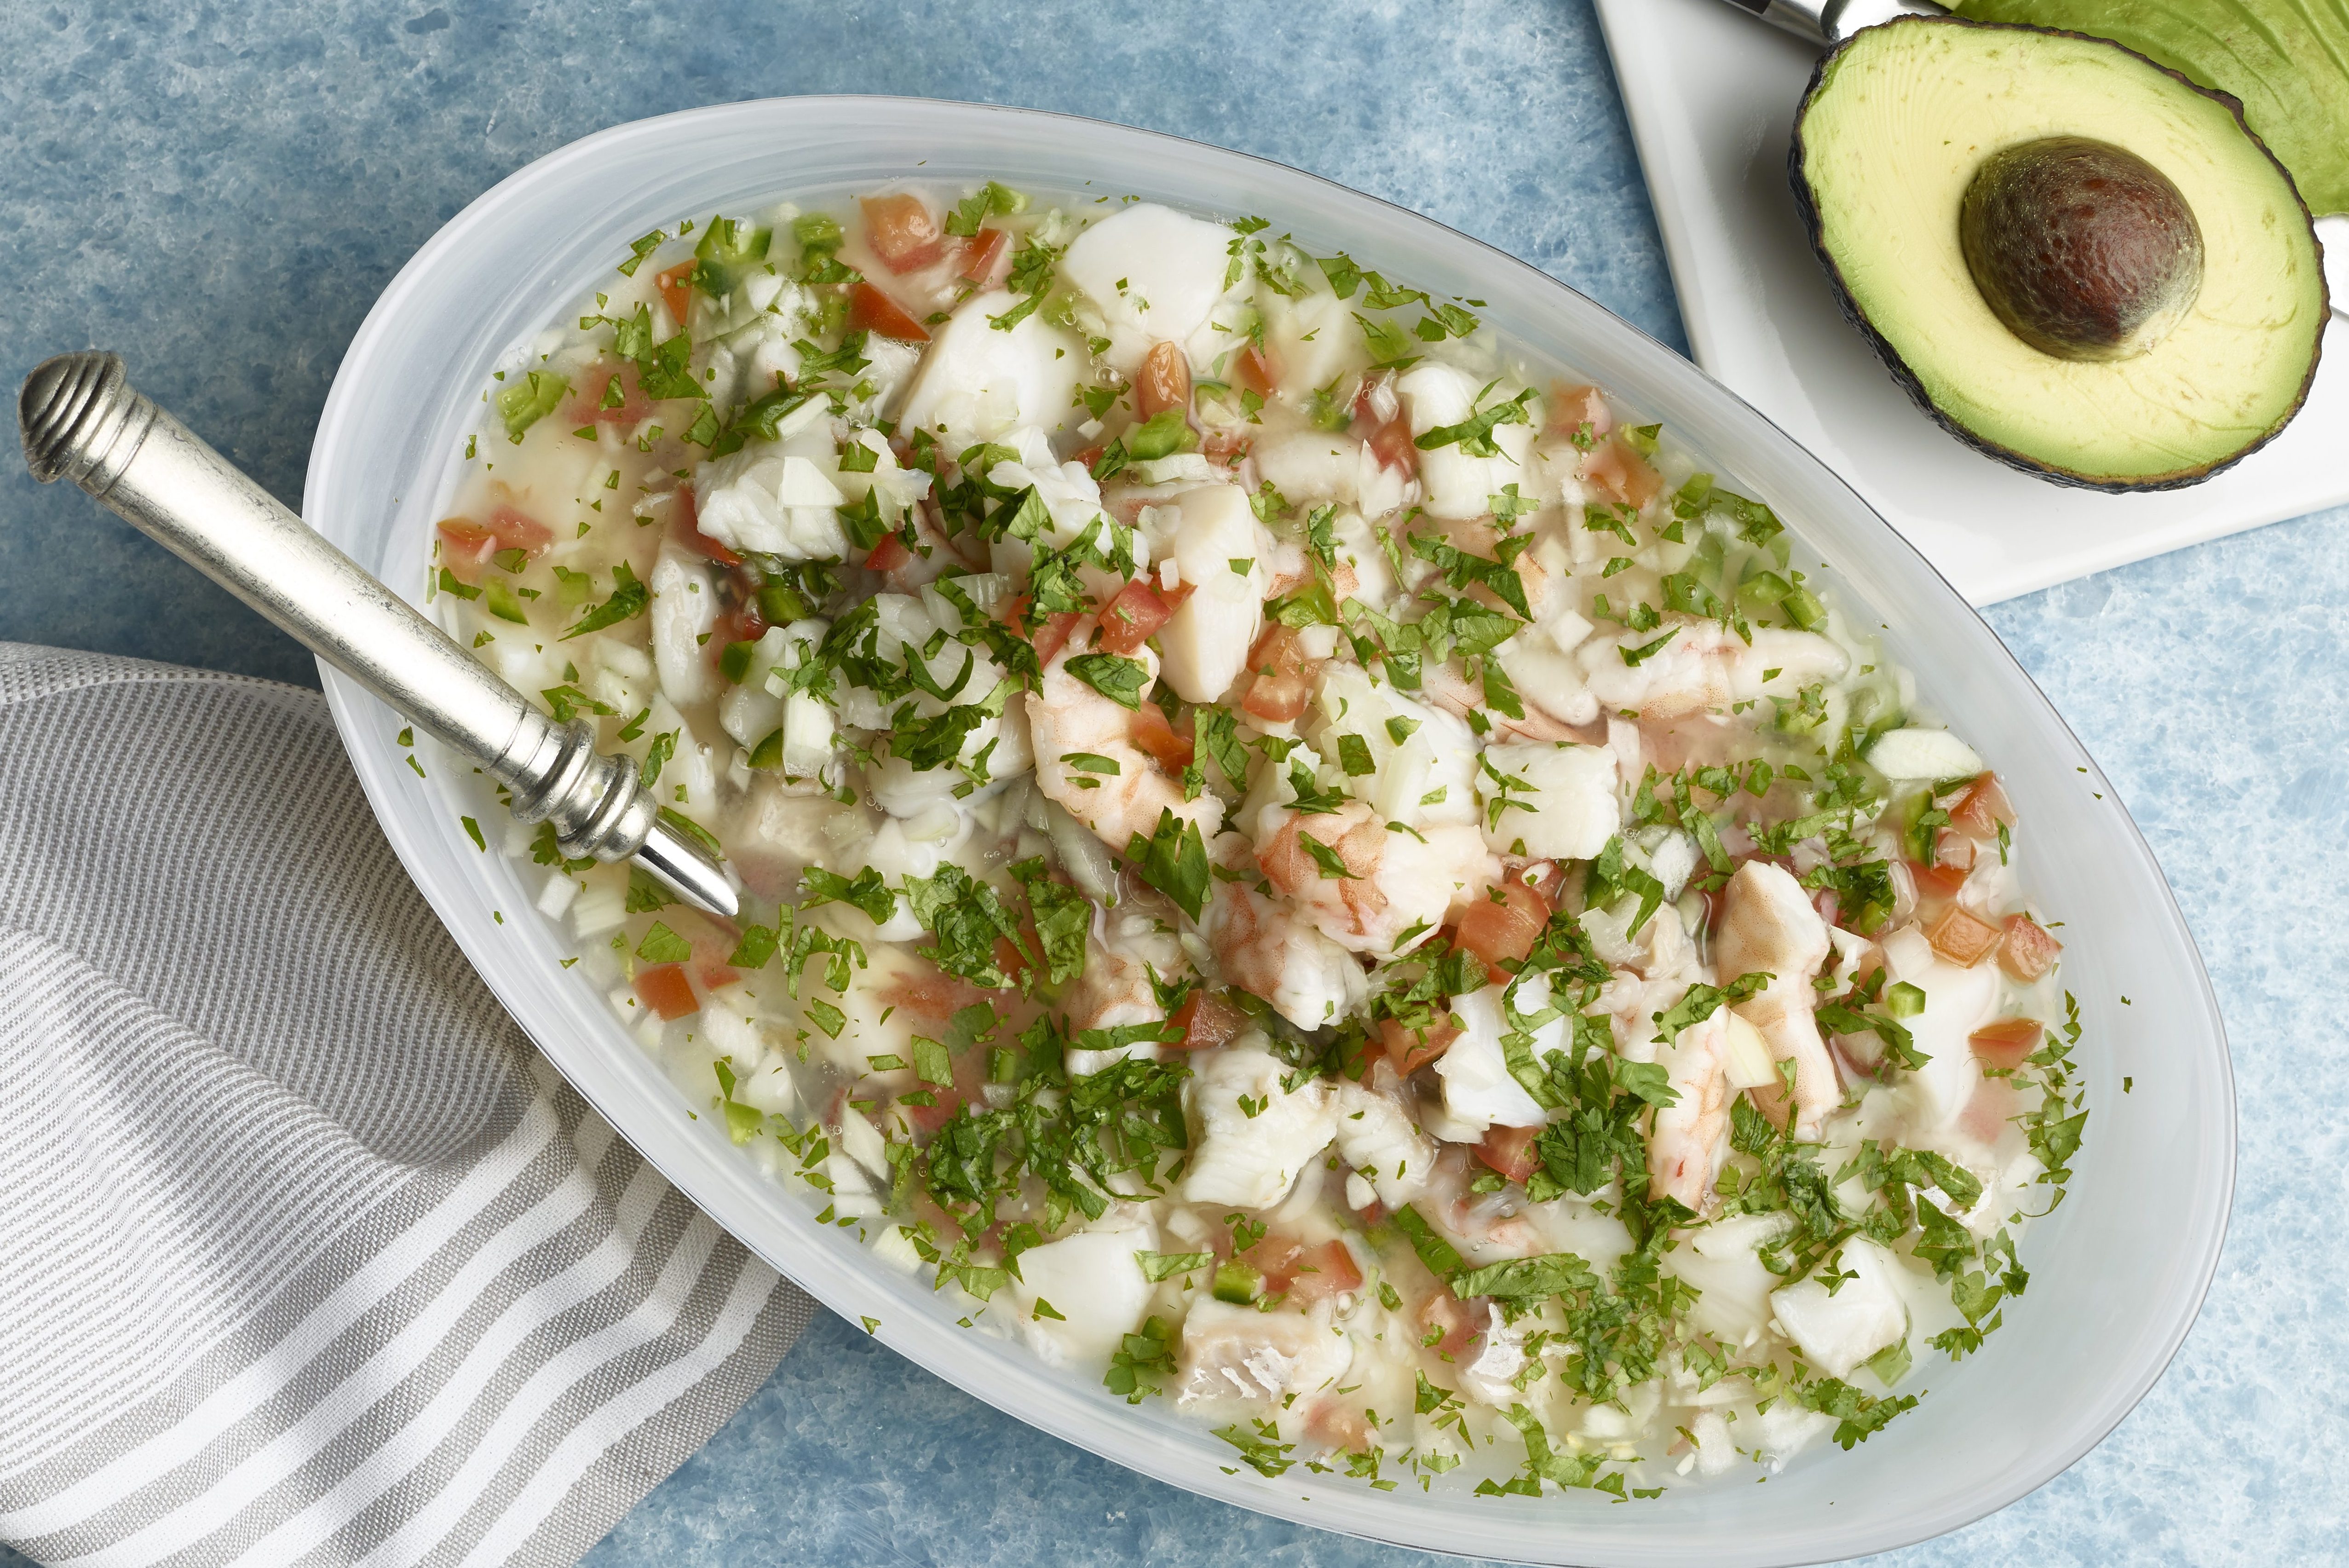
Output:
[
  {"left": 1647, "top": 1007, "right": 1735, "bottom": 1212},
  {"left": 1205, "top": 883, "right": 1369, "bottom": 1031},
  {"left": 1580, "top": 620, "right": 1848, "bottom": 722},
  {"left": 1028, "top": 629, "right": 1224, "bottom": 853},
  {"left": 1255, "top": 800, "right": 1495, "bottom": 956},
  {"left": 1714, "top": 861, "right": 1839, "bottom": 1138}
]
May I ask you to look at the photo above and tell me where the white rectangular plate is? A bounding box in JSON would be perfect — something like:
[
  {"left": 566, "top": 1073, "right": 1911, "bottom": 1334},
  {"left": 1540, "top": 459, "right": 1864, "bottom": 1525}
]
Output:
[{"left": 1594, "top": 0, "right": 2349, "bottom": 605}]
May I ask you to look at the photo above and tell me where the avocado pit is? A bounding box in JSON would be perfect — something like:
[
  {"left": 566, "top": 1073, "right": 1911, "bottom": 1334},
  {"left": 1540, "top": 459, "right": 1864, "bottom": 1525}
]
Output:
[{"left": 1958, "top": 135, "right": 2204, "bottom": 362}]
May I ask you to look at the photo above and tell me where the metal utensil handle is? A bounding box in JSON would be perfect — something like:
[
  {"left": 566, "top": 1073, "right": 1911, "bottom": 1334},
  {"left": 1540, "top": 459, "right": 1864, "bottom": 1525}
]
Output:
[
  {"left": 1732, "top": 0, "right": 1947, "bottom": 45},
  {"left": 18, "top": 351, "right": 736, "bottom": 917}
]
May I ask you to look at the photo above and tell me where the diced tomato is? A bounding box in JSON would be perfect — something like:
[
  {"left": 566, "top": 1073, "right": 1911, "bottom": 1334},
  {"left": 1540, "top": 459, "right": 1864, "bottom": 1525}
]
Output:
[
  {"left": 1300, "top": 1239, "right": 1365, "bottom": 1303},
  {"left": 1476, "top": 1123, "right": 1542, "bottom": 1185},
  {"left": 1417, "top": 1290, "right": 1477, "bottom": 1355},
  {"left": 437, "top": 505, "right": 553, "bottom": 583},
  {"left": 436, "top": 519, "right": 498, "bottom": 582},
  {"left": 865, "top": 532, "right": 913, "bottom": 572},
  {"left": 565, "top": 359, "right": 653, "bottom": 426},
  {"left": 709, "top": 602, "right": 768, "bottom": 665},
  {"left": 1232, "top": 343, "right": 1279, "bottom": 398},
  {"left": 1364, "top": 411, "right": 1417, "bottom": 475},
  {"left": 848, "top": 280, "right": 932, "bottom": 343},
  {"left": 1031, "top": 609, "right": 1082, "bottom": 667},
  {"left": 1168, "top": 991, "right": 1249, "bottom": 1052},
  {"left": 668, "top": 484, "right": 743, "bottom": 567},
  {"left": 1925, "top": 905, "right": 2004, "bottom": 967},
  {"left": 997, "top": 595, "right": 1080, "bottom": 667},
  {"left": 1583, "top": 435, "right": 1662, "bottom": 507},
  {"left": 958, "top": 226, "right": 1012, "bottom": 287},
  {"left": 1378, "top": 1013, "right": 1459, "bottom": 1074},
  {"left": 1241, "top": 623, "right": 1321, "bottom": 724},
  {"left": 1452, "top": 872, "right": 1552, "bottom": 985},
  {"left": 1135, "top": 341, "right": 1192, "bottom": 420},
  {"left": 1201, "top": 427, "right": 1252, "bottom": 465},
  {"left": 879, "top": 959, "right": 988, "bottom": 1027},
  {"left": 1305, "top": 1401, "right": 1375, "bottom": 1455},
  {"left": 1351, "top": 372, "right": 1418, "bottom": 475},
  {"left": 1998, "top": 914, "right": 2064, "bottom": 981},
  {"left": 484, "top": 505, "right": 554, "bottom": 554},
  {"left": 654, "top": 262, "right": 695, "bottom": 332},
  {"left": 659, "top": 907, "right": 746, "bottom": 991},
  {"left": 860, "top": 193, "right": 945, "bottom": 272},
  {"left": 1253, "top": 1237, "right": 1363, "bottom": 1306},
  {"left": 901, "top": 1088, "right": 965, "bottom": 1136},
  {"left": 1909, "top": 859, "right": 1969, "bottom": 900},
  {"left": 1969, "top": 1017, "right": 2045, "bottom": 1071},
  {"left": 1129, "top": 701, "right": 1194, "bottom": 770},
  {"left": 1960, "top": 1074, "right": 2026, "bottom": 1145},
  {"left": 1950, "top": 773, "right": 2017, "bottom": 839},
  {"left": 1548, "top": 382, "right": 1613, "bottom": 440},
  {"left": 1098, "top": 577, "right": 1193, "bottom": 655},
  {"left": 635, "top": 963, "right": 700, "bottom": 1021}
]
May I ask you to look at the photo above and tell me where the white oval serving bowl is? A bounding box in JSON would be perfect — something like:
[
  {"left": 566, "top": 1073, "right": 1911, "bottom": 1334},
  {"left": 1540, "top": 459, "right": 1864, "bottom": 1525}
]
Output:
[{"left": 304, "top": 96, "right": 2234, "bottom": 1567}]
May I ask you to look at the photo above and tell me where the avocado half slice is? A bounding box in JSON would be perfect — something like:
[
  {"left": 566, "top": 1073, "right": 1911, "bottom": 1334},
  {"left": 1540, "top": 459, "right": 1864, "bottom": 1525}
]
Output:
[{"left": 1791, "top": 17, "right": 2328, "bottom": 491}]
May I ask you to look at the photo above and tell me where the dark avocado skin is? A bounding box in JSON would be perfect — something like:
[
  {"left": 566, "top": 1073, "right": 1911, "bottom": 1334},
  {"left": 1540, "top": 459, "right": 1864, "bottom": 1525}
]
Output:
[{"left": 1787, "top": 16, "right": 2328, "bottom": 494}]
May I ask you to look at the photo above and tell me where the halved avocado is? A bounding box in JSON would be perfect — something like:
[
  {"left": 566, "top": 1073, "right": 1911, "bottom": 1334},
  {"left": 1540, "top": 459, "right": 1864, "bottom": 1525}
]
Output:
[{"left": 1791, "top": 17, "right": 2328, "bottom": 491}]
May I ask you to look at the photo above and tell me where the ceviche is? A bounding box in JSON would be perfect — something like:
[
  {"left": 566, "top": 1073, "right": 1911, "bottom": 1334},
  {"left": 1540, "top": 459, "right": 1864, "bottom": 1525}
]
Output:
[{"left": 428, "top": 179, "right": 2087, "bottom": 1498}]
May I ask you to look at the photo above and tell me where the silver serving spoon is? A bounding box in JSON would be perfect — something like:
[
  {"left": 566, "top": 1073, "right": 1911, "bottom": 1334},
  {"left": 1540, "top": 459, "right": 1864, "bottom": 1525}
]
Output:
[
  {"left": 18, "top": 351, "right": 738, "bottom": 918},
  {"left": 1717, "top": 0, "right": 2349, "bottom": 317},
  {"left": 1726, "top": 0, "right": 1943, "bottom": 40}
]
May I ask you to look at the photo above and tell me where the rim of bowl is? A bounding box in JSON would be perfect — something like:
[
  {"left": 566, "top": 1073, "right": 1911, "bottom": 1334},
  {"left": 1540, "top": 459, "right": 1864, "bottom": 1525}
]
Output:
[{"left": 304, "top": 94, "right": 2235, "bottom": 1566}]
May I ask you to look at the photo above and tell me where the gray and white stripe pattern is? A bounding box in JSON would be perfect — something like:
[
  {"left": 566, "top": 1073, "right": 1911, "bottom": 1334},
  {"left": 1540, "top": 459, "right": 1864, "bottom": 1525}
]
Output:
[{"left": 0, "top": 646, "right": 811, "bottom": 1567}]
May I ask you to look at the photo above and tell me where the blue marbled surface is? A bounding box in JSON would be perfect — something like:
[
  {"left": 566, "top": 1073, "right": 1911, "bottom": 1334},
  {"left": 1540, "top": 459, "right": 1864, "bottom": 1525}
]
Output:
[{"left": 4, "top": 2, "right": 2342, "bottom": 1564}]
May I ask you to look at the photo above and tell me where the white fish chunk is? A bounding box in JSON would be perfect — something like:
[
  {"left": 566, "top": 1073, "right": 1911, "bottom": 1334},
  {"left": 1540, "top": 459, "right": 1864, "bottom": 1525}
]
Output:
[
  {"left": 648, "top": 548, "right": 718, "bottom": 707},
  {"left": 1475, "top": 741, "right": 1618, "bottom": 859},
  {"left": 1004, "top": 1220, "right": 1160, "bottom": 1367},
  {"left": 898, "top": 290, "right": 1083, "bottom": 453},
  {"left": 1175, "top": 1297, "right": 1353, "bottom": 1403},
  {"left": 1768, "top": 1237, "right": 1909, "bottom": 1379},
  {"left": 1183, "top": 1044, "right": 1338, "bottom": 1209},
  {"left": 1397, "top": 362, "right": 1535, "bottom": 519},
  {"left": 1060, "top": 202, "right": 1240, "bottom": 373}
]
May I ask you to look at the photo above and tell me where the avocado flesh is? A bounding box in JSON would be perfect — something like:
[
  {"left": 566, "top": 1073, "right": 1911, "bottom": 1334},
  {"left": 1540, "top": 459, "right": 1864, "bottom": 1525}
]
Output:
[
  {"left": 1957, "top": 0, "right": 2349, "bottom": 216},
  {"left": 1795, "top": 18, "right": 2327, "bottom": 490}
]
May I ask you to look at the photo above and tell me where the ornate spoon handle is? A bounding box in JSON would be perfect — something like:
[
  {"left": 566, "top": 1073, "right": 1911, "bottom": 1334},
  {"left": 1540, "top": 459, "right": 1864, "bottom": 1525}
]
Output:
[
  {"left": 1717, "top": 0, "right": 1946, "bottom": 46},
  {"left": 18, "top": 350, "right": 736, "bottom": 917}
]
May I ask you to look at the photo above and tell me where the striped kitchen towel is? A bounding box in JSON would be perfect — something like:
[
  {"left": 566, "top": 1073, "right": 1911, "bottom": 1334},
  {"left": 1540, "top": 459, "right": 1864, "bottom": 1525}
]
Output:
[{"left": 0, "top": 646, "right": 812, "bottom": 1567}]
